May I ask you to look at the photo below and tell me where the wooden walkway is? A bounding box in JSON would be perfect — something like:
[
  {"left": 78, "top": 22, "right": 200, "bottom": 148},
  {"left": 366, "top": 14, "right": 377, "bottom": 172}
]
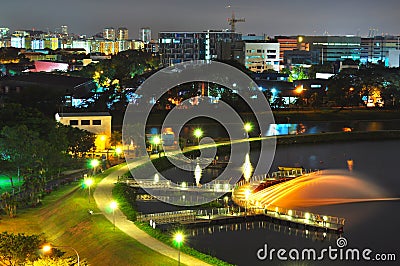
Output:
[{"left": 137, "top": 206, "right": 344, "bottom": 233}]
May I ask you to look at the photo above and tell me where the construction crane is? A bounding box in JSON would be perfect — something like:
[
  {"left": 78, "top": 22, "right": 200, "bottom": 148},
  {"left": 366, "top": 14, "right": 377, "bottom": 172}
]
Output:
[{"left": 227, "top": 10, "right": 245, "bottom": 33}]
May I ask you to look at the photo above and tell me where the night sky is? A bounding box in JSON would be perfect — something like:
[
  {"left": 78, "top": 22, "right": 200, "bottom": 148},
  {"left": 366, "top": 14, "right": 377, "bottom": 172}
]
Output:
[{"left": 1, "top": 0, "right": 399, "bottom": 38}]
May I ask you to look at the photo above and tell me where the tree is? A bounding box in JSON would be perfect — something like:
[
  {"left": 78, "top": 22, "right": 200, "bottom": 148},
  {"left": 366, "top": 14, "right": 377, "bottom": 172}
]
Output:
[
  {"left": 308, "top": 63, "right": 335, "bottom": 79},
  {"left": 0, "top": 232, "right": 88, "bottom": 266},
  {"left": 271, "top": 93, "right": 286, "bottom": 109},
  {"left": 65, "top": 126, "right": 96, "bottom": 158},
  {"left": 0, "top": 232, "right": 45, "bottom": 265},
  {"left": 110, "top": 131, "right": 122, "bottom": 148},
  {"left": 283, "top": 66, "right": 309, "bottom": 82},
  {"left": 327, "top": 65, "right": 400, "bottom": 108},
  {"left": 0, "top": 125, "right": 42, "bottom": 182},
  {"left": 26, "top": 257, "right": 89, "bottom": 266},
  {"left": 0, "top": 104, "right": 95, "bottom": 209},
  {"left": 1, "top": 192, "right": 17, "bottom": 217}
]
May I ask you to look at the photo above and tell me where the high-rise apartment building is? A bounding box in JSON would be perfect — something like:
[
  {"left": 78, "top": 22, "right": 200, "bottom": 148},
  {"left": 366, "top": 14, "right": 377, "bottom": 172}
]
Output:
[
  {"left": 103, "top": 27, "right": 115, "bottom": 40},
  {"left": 0, "top": 28, "right": 9, "bottom": 38},
  {"left": 159, "top": 30, "right": 241, "bottom": 65},
  {"left": 140, "top": 27, "right": 151, "bottom": 43},
  {"left": 117, "top": 27, "right": 129, "bottom": 40},
  {"left": 0, "top": 28, "right": 9, "bottom": 48},
  {"left": 61, "top": 25, "right": 68, "bottom": 36}
]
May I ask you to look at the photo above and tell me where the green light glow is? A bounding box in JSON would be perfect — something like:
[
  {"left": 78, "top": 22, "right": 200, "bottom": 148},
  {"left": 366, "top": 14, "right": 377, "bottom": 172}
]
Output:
[
  {"left": 110, "top": 201, "right": 118, "bottom": 210},
  {"left": 152, "top": 135, "right": 161, "bottom": 145},
  {"left": 90, "top": 159, "right": 99, "bottom": 168},
  {"left": 174, "top": 232, "right": 184, "bottom": 246},
  {"left": 193, "top": 128, "right": 203, "bottom": 138},
  {"left": 244, "top": 122, "right": 253, "bottom": 132}
]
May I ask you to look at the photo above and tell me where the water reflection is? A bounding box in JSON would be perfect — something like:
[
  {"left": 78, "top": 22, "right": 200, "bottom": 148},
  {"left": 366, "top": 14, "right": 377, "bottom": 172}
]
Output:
[
  {"left": 187, "top": 221, "right": 338, "bottom": 243},
  {"left": 263, "top": 120, "right": 400, "bottom": 136}
]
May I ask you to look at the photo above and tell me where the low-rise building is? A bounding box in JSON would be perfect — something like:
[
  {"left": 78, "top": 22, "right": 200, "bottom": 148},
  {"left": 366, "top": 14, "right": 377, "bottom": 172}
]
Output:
[
  {"left": 55, "top": 112, "right": 112, "bottom": 151},
  {"left": 242, "top": 40, "right": 280, "bottom": 72}
]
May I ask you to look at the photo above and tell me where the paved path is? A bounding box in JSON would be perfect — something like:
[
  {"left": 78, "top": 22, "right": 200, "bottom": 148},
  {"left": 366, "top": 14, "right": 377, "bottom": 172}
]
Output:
[{"left": 93, "top": 159, "right": 211, "bottom": 266}]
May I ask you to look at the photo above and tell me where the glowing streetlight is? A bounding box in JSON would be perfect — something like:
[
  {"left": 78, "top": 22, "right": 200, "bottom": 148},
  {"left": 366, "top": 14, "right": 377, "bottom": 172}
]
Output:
[
  {"left": 151, "top": 135, "right": 161, "bottom": 155},
  {"left": 43, "top": 244, "right": 80, "bottom": 266},
  {"left": 90, "top": 159, "right": 100, "bottom": 175},
  {"left": 193, "top": 128, "right": 203, "bottom": 145},
  {"left": 115, "top": 147, "right": 122, "bottom": 158},
  {"left": 84, "top": 178, "right": 94, "bottom": 203},
  {"left": 110, "top": 201, "right": 118, "bottom": 230},
  {"left": 295, "top": 85, "right": 304, "bottom": 94},
  {"left": 174, "top": 232, "right": 184, "bottom": 266},
  {"left": 244, "top": 122, "right": 253, "bottom": 133},
  {"left": 152, "top": 135, "right": 161, "bottom": 145}
]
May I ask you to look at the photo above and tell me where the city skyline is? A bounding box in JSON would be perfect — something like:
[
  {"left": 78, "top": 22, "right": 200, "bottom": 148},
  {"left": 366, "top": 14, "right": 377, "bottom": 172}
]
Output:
[{"left": 1, "top": 0, "right": 400, "bottom": 38}]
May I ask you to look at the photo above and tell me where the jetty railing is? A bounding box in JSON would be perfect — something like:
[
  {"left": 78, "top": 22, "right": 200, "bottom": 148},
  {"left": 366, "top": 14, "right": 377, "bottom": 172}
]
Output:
[{"left": 137, "top": 210, "right": 196, "bottom": 224}]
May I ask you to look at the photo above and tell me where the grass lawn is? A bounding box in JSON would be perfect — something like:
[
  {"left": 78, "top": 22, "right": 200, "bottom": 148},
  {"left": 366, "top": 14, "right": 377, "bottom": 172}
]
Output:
[{"left": 0, "top": 169, "right": 181, "bottom": 266}]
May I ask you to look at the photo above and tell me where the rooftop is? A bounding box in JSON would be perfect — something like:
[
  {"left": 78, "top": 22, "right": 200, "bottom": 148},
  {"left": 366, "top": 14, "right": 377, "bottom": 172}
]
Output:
[{"left": 56, "top": 112, "right": 111, "bottom": 117}]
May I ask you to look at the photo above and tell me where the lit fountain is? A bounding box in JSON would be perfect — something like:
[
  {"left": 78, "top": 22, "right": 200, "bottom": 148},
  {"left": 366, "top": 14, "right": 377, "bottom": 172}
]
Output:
[
  {"left": 194, "top": 163, "right": 202, "bottom": 187},
  {"left": 248, "top": 170, "right": 398, "bottom": 209},
  {"left": 242, "top": 153, "right": 253, "bottom": 182},
  {"left": 154, "top": 173, "right": 159, "bottom": 183}
]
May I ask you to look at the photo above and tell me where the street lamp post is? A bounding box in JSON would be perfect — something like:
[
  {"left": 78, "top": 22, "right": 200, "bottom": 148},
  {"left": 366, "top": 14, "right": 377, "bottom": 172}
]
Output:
[
  {"left": 84, "top": 178, "right": 93, "bottom": 203},
  {"left": 90, "top": 159, "right": 99, "bottom": 176},
  {"left": 244, "top": 122, "right": 253, "bottom": 138},
  {"left": 110, "top": 201, "right": 118, "bottom": 230},
  {"left": 152, "top": 135, "right": 161, "bottom": 156},
  {"left": 193, "top": 128, "right": 203, "bottom": 146},
  {"left": 43, "top": 244, "right": 80, "bottom": 266},
  {"left": 174, "top": 232, "right": 184, "bottom": 266},
  {"left": 115, "top": 147, "right": 122, "bottom": 159}
]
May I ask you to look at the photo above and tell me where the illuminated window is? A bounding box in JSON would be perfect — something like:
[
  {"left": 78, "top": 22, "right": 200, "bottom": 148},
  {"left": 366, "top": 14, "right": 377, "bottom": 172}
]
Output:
[
  {"left": 81, "top": 120, "right": 90, "bottom": 125},
  {"left": 93, "top": 120, "right": 102, "bottom": 125},
  {"left": 69, "top": 120, "right": 78, "bottom": 125}
]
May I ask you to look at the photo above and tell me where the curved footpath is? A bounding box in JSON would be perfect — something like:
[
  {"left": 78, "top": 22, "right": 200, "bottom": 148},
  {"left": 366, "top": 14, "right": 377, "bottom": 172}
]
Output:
[{"left": 93, "top": 158, "right": 211, "bottom": 266}]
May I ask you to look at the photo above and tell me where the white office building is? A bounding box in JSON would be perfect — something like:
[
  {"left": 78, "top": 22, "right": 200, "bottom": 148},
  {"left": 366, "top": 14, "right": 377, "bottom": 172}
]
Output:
[{"left": 243, "top": 41, "right": 280, "bottom": 72}]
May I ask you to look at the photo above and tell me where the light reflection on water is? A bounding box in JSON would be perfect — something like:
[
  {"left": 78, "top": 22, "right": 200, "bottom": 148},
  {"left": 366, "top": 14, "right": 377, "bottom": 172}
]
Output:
[{"left": 187, "top": 221, "right": 338, "bottom": 243}]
